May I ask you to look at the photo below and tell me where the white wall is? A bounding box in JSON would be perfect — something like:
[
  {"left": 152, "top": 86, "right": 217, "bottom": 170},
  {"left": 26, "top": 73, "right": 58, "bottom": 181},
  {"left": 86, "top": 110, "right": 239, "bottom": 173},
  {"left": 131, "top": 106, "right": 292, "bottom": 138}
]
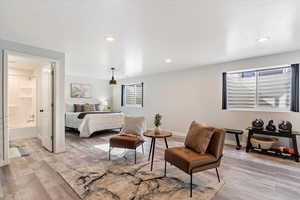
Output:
[
  {"left": 65, "top": 75, "right": 112, "bottom": 108},
  {"left": 113, "top": 50, "right": 300, "bottom": 148}
]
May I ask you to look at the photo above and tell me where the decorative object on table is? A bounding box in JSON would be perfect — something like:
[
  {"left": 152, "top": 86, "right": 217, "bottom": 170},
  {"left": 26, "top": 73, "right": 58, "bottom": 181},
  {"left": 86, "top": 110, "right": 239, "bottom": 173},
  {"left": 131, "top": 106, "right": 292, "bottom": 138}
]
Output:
[
  {"left": 250, "top": 136, "right": 278, "bottom": 150},
  {"left": 278, "top": 121, "right": 292, "bottom": 133},
  {"left": 71, "top": 83, "right": 92, "bottom": 98},
  {"left": 109, "top": 67, "right": 117, "bottom": 86},
  {"left": 252, "top": 119, "right": 264, "bottom": 130},
  {"left": 287, "top": 148, "right": 295, "bottom": 155},
  {"left": 280, "top": 147, "right": 295, "bottom": 154},
  {"left": 154, "top": 113, "right": 162, "bottom": 134},
  {"left": 266, "top": 120, "right": 276, "bottom": 131}
]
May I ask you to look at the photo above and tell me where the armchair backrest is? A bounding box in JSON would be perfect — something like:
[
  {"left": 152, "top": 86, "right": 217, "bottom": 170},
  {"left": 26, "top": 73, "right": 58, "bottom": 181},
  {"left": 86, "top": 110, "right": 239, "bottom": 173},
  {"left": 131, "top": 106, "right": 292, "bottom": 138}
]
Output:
[{"left": 206, "top": 128, "right": 225, "bottom": 159}]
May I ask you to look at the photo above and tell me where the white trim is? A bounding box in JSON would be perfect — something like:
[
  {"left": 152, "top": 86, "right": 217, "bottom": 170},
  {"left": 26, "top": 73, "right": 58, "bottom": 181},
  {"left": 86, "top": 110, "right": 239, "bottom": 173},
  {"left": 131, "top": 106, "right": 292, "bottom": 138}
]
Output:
[
  {"left": 0, "top": 38, "right": 65, "bottom": 153},
  {"left": 3, "top": 50, "right": 61, "bottom": 157},
  {"left": 124, "top": 104, "right": 143, "bottom": 108},
  {"left": 226, "top": 108, "right": 292, "bottom": 113},
  {"left": 0, "top": 50, "right": 9, "bottom": 167},
  {"left": 227, "top": 64, "right": 291, "bottom": 74}
]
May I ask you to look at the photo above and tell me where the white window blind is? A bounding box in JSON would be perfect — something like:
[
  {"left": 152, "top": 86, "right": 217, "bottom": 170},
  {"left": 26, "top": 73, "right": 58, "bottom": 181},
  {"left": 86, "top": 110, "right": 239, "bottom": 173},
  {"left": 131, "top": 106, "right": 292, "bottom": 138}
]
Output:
[
  {"left": 227, "top": 71, "right": 256, "bottom": 109},
  {"left": 226, "top": 66, "right": 292, "bottom": 111},
  {"left": 257, "top": 68, "right": 291, "bottom": 111},
  {"left": 124, "top": 83, "right": 143, "bottom": 107}
]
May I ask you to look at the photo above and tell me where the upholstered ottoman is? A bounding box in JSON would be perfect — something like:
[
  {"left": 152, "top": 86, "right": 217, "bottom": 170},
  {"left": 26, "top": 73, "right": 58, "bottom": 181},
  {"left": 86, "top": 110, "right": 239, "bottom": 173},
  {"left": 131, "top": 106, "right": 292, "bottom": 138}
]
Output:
[{"left": 109, "top": 135, "right": 144, "bottom": 164}]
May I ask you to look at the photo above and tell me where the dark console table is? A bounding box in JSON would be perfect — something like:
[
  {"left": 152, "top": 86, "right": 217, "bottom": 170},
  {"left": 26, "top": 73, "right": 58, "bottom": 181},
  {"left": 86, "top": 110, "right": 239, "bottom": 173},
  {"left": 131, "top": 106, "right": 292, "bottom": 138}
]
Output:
[{"left": 246, "top": 128, "right": 299, "bottom": 162}]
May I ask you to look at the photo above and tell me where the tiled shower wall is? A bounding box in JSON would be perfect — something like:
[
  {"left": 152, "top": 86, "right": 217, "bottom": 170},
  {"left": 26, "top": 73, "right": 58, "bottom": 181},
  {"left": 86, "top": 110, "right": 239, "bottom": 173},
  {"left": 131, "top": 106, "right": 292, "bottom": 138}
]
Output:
[{"left": 8, "top": 68, "right": 36, "bottom": 129}]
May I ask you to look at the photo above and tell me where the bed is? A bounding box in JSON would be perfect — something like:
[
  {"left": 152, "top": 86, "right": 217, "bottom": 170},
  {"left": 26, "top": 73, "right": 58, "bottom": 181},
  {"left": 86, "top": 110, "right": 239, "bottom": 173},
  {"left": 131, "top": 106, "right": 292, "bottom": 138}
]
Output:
[{"left": 65, "top": 112, "right": 124, "bottom": 137}]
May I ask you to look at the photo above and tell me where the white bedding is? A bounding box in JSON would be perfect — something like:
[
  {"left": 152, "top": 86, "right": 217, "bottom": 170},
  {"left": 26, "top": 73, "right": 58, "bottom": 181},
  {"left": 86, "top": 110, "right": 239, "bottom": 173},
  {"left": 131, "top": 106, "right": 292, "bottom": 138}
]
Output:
[
  {"left": 65, "top": 112, "right": 82, "bottom": 129},
  {"left": 65, "top": 112, "right": 124, "bottom": 137}
]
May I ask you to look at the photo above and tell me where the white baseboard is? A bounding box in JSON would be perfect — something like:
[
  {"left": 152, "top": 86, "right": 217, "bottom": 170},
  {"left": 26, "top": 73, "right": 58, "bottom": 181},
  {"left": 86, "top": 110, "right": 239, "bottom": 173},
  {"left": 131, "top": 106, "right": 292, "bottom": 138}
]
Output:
[{"left": 9, "top": 127, "right": 37, "bottom": 140}]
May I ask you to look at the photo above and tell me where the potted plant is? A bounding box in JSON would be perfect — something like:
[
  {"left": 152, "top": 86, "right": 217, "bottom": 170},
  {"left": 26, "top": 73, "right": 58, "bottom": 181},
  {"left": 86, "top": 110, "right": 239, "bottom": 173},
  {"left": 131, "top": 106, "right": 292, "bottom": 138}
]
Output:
[{"left": 154, "top": 113, "right": 162, "bottom": 134}]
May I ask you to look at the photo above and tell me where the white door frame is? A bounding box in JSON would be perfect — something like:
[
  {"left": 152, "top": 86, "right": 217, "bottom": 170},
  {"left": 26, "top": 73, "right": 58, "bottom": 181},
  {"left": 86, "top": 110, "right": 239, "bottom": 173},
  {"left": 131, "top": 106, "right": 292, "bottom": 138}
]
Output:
[
  {"left": 2, "top": 50, "right": 58, "bottom": 164},
  {"left": 0, "top": 50, "right": 9, "bottom": 166}
]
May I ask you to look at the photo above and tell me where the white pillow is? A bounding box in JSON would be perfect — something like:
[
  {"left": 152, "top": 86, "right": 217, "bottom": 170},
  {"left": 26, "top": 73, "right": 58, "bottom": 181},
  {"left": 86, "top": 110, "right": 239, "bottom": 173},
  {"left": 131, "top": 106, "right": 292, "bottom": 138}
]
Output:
[
  {"left": 65, "top": 103, "right": 74, "bottom": 112},
  {"left": 121, "top": 116, "right": 145, "bottom": 136}
]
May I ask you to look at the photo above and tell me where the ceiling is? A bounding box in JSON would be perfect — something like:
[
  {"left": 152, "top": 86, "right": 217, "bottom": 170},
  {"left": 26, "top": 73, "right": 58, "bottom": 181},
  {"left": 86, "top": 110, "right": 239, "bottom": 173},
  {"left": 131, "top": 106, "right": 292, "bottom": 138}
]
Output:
[
  {"left": 8, "top": 54, "right": 50, "bottom": 72},
  {"left": 1, "top": 0, "right": 300, "bottom": 79}
]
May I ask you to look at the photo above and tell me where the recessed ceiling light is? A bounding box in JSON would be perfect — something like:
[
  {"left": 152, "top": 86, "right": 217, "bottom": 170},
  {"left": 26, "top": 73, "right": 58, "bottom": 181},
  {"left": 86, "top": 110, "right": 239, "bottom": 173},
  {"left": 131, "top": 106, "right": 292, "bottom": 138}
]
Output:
[
  {"left": 105, "top": 35, "right": 115, "bottom": 42},
  {"left": 165, "top": 58, "right": 172, "bottom": 63},
  {"left": 257, "top": 37, "right": 270, "bottom": 43}
]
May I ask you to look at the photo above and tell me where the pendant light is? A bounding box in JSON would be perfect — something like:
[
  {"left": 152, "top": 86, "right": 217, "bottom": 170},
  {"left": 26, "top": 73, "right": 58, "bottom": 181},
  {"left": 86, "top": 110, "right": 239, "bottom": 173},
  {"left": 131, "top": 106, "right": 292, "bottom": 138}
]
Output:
[{"left": 109, "top": 67, "right": 117, "bottom": 86}]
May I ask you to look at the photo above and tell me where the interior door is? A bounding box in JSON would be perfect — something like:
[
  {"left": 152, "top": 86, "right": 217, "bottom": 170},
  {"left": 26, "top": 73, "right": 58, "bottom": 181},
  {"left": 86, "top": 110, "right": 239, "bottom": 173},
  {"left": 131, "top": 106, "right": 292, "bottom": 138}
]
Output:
[
  {"left": 0, "top": 50, "right": 9, "bottom": 167},
  {"left": 39, "top": 64, "right": 54, "bottom": 152}
]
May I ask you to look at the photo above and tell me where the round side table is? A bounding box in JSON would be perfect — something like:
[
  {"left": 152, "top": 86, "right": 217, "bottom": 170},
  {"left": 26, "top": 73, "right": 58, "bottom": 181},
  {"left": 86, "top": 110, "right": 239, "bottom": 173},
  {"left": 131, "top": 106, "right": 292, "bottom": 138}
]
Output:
[{"left": 143, "top": 130, "right": 172, "bottom": 171}]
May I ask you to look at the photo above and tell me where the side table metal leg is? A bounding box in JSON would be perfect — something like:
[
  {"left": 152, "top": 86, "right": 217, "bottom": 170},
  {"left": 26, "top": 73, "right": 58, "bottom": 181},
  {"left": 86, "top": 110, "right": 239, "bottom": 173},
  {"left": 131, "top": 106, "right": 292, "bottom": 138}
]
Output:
[
  {"left": 148, "top": 138, "right": 153, "bottom": 161},
  {"left": 150, "top": 138, "right": 156, "bottom": 171},
  {"left": 164, "top": 137, "right": 168, "bottom": 149}
]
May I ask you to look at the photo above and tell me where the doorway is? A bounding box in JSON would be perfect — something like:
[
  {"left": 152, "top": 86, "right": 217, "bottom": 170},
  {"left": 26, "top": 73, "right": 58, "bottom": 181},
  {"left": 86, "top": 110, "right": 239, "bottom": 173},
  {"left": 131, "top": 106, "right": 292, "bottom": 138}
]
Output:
[{"left": 6, "top": 52, "right": 55, "bottom": 160}]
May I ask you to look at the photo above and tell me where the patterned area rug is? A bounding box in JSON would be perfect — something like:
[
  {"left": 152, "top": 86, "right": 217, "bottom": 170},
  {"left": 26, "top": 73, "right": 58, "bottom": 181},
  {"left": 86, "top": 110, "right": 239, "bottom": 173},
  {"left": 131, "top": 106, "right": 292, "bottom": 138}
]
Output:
[
  {"left": 53, "top": 152, "right": 224, "bottom": 200},
  {"left": 9, "top": 145, "right": 30, "bottom": 159}
]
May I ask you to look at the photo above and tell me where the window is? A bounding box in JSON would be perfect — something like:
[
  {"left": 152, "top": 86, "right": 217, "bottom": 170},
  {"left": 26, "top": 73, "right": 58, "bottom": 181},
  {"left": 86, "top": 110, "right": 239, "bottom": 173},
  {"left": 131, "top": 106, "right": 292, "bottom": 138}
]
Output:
[
  {"left": 121, "top": 83, "right": 144, "bottom": 107},
  {"left": 222, "top": 64, "right": 299, "bottom": 112}
]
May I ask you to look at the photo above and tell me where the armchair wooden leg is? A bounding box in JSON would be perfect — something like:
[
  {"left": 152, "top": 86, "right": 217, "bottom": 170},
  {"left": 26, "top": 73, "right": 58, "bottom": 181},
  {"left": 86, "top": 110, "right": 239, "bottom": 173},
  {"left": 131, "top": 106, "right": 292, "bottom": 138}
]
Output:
[
  {"left": 190, "top": 173, "right": 193, "bottom": 198},
  {"left": 216, "top": 168, "right": 220, "bottom": 183}
]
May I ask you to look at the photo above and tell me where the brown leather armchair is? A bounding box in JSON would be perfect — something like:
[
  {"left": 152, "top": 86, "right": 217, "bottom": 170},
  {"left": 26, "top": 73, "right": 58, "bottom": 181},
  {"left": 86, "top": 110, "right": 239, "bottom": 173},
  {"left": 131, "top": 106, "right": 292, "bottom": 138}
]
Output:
[{"left": 164, "top": 128, "right": 225, "bottom": 197}]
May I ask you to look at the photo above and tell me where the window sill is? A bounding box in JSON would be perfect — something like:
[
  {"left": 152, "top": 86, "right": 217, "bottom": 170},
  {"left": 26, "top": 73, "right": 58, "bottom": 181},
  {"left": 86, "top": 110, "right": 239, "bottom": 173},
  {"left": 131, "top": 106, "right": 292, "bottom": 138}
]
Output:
[
  {"left": 123, "top": 105, "right": 143, "bottom": 108},
  {"left": 224, "top": 108, "right": 292, "bottom": 113}
]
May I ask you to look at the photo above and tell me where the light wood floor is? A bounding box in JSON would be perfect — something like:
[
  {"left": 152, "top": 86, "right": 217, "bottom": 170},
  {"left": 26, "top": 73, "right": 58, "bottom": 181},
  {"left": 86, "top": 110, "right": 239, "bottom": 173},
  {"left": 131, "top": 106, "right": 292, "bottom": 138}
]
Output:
[{"left": 1, "top": 131, "right": 300, "bottom": 200}]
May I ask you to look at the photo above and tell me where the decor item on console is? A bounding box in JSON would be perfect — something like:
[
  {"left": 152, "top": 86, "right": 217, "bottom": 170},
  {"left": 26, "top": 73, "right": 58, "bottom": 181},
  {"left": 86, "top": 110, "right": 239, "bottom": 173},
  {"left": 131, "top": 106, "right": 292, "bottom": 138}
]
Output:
[
  {"left": 252, "top": 119, "right": 264, "bottom": 130},
  {"left": 266, "top": 120, "right": 276, "bottom": 131},
  {"left": 97, "top": 99, "right": 109, "bottom": 111},
  {"left": 154, "top": 113, "right": 162, "bottom": 134},
  {"left": 278, "top": 121, "right": 292, "bottom": 133},
  {"left": 250, "top": 136, "right": 278, "bottom": 150}
]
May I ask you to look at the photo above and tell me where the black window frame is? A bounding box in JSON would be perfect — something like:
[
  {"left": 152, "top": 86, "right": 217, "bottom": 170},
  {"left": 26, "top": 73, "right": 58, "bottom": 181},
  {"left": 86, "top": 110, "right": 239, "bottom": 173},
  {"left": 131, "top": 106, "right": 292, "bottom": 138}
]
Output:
[
  {"left": 222, "top": 64, "right": 299, "bottom": 112},
  {"left": 121, "top": 82, "right": 144, "bottom": 107}
]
